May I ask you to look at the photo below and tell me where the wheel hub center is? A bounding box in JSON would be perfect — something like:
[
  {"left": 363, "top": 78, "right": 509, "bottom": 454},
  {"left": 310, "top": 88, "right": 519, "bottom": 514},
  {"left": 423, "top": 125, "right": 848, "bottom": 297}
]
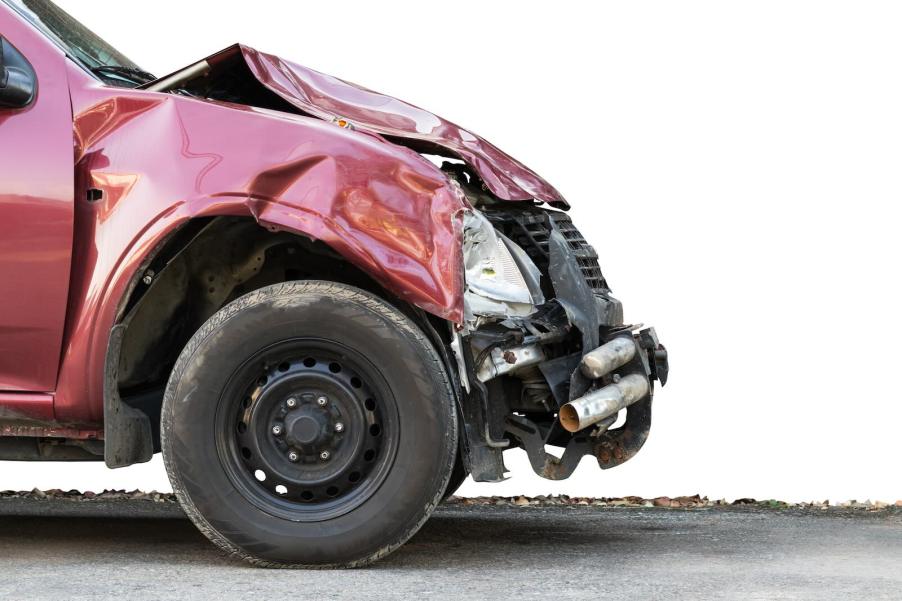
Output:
[
  {"left": 288, "top": 414, "right": 322, "bottom": 445},
  {"left": 283, "top": 404, "right": 333, "bottom": 450}
]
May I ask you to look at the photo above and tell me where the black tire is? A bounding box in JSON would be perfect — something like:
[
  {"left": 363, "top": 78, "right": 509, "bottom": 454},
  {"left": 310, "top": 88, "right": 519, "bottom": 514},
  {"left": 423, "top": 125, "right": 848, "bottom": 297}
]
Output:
[
  {"left": 161, "top": 281, "right": 457, "bottom": 567},
  {"left": 442, "top": 448, "right": 469, "bottom": 501}
]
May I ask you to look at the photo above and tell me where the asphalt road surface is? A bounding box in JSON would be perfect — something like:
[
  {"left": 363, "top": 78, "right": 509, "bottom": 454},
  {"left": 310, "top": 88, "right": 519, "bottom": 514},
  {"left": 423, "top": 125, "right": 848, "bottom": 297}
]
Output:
[{"left": 1, "top": 498, "right": 900, "bottom": 600}]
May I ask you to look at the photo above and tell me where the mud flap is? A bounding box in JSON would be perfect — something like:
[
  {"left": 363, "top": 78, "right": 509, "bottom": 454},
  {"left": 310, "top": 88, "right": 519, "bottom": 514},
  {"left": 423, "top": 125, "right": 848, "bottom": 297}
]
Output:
[{"left": 104, "top": 324, "right": 154, "bottom": 468}]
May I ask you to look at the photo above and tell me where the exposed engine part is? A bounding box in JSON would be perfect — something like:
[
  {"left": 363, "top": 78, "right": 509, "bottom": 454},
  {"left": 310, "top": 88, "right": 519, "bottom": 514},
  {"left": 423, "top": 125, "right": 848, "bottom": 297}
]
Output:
[
  {"left": 559, "top": 373, "right": 650, "bottom": 433},
  {"left": 580, "top": 336, "right": 637, "bottom": 379},
  {"left": 517, "top": 366, "right": 554, "bottom": 412},
  {"left": 476, "top": 343, "right": 546, "bottom": 382}
]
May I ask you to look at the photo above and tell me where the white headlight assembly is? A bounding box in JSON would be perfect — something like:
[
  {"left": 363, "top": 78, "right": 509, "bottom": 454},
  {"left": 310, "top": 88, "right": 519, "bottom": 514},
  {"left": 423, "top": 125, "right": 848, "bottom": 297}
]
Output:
[{"left": 461, "top": 210, "right": 544, "bottom": 321}]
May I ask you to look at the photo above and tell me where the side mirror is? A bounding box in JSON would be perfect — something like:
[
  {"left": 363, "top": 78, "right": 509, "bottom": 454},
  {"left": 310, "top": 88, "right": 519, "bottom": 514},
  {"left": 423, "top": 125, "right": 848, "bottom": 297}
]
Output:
[{"left": 0, "top": 37, "right": 35, "bottom": 109}]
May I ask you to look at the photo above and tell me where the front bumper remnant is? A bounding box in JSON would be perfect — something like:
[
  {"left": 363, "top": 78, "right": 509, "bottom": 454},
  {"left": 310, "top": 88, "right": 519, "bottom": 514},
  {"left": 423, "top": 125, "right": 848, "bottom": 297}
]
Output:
[
  {"left": 505, "top": 327, "right": 668, "bottom": 480},
  {"left": 455, "top": 205, "right": 669, "bottom": 483}
]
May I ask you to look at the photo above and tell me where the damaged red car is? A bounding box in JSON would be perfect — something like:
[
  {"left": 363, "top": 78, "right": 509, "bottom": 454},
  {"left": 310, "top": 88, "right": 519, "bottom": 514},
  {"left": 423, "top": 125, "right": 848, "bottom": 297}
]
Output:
[{"left": 0, "top": 0, "right": 668, "bottom": 566}]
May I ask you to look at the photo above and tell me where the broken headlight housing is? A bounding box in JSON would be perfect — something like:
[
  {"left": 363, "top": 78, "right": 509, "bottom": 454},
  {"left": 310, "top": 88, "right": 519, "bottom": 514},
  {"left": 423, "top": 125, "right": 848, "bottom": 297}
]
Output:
[{"left": 462, "top": 210, "right": 544, "bottom": 322}]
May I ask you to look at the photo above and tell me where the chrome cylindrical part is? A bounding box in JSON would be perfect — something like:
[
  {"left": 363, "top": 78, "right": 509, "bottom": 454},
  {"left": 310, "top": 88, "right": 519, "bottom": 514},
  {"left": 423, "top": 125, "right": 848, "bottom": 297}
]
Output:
[
  {"left": 476, "top": 344, "right": 546, "bottom": 382},
  {"left": 559, "top": 373, "right": 649, "bottom": 433},
  {"left": 580, "top": 337, "right": 637, "bottom": 379}
]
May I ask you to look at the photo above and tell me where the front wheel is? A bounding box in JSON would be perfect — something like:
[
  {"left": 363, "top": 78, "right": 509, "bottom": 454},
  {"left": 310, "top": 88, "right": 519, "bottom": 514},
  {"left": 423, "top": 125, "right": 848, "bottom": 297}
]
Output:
[{"left": 161, "top": 281, "right": 457, "bottom": 567}]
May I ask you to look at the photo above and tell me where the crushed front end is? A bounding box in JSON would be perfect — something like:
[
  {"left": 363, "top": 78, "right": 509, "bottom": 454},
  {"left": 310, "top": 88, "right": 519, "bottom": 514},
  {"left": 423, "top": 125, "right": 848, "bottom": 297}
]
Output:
[
  {"left": 120, "top": 41, "right": 668, "bottom": 484},
  {"left": 449, "top": 172, "right": 669, "bottom": 482}
]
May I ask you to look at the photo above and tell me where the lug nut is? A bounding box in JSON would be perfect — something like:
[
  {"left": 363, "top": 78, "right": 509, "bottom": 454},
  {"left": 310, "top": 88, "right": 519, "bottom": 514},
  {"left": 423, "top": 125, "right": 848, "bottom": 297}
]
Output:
[
  {"left": 288, "top": 451, "right": 299, "bottom": 462},
  {"left": 334, "top": 422, "right": 344, "bottom": 433},
  {"left": 271, "top": 425, "right": 283, "bottom": 436},
  {"left": 319, "top": 450, "right": 331, "bottom": 461},
  {"left": 316, "top": 396, "right": 328, "bottom": 407},
  {"left": 286, "top": 397, "right": 298, "bottom": 409}
]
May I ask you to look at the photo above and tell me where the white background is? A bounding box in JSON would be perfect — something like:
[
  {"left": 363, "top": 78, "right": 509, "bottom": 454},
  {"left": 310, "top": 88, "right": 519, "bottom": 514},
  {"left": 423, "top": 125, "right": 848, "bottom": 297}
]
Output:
[{"left": 4, "top": 1, "right": 901, "bottom": 503}]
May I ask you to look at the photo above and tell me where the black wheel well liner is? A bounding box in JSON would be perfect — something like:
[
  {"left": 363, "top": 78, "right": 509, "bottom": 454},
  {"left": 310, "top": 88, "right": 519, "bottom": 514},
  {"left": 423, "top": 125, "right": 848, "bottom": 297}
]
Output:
[{"left": 103, "top": 216, "right": 461, "bottom": 468}]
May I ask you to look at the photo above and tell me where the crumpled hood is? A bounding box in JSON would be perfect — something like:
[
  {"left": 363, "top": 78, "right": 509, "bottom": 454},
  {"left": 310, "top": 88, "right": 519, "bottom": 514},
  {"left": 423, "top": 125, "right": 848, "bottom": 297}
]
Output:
[{"left": 179, "top": 44, "right": 566, "bottom": 205}]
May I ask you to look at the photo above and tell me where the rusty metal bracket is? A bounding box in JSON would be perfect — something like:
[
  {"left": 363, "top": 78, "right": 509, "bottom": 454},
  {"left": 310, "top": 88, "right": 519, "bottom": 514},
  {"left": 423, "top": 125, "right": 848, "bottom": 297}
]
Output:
[
  {"left": 504, "top": 415, "right": 591, "bottom": 480},
  {"left": 0, "top": 423, "right": 103, "bottom": 440},
  {"left": 593, "top": 397, "right": 653, "bottom": 470}
]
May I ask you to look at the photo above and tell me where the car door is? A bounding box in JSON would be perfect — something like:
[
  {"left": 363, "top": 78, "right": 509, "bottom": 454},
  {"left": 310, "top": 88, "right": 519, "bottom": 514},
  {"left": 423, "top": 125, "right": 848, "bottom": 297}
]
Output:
[{"left": 0, "top": 7, "right": 74, "bottom": 392}]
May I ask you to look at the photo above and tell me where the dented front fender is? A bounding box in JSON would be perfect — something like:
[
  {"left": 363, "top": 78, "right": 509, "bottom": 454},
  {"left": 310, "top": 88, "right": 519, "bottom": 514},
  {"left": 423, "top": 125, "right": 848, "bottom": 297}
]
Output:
[{"left": 55, "top": 67, "right": 468, "bottom": 423}]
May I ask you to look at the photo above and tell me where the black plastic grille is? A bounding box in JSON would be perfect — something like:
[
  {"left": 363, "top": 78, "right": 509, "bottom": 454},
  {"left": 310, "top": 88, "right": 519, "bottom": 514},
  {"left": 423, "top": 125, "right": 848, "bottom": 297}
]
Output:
[
  {"left": 548, "top": 213, "right": 609, "bottom": 291},
  {"left": 485, "top": 208, "right": 609, "bottom": 293}
]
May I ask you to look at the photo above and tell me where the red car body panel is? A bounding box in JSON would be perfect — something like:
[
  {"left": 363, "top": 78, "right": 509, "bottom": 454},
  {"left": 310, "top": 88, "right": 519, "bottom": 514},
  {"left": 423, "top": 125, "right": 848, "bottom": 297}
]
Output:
[
  {"left": 0, "top": 10, "right": 74, "bottom": 395},
  {"left": 53, "top": 64, "right": 468, "bottom": 425},
  {"left": 173, "top": 44, "right": 565, "bottom": 206}
]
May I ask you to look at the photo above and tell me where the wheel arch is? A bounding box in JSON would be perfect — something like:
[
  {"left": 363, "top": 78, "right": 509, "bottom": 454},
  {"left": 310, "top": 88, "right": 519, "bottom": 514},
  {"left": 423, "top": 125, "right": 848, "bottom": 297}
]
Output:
[
  {"left": 103, "top": 216, "right": 461, "bottom": 468},
  {"left": 58, "top": 83, "right": 469, "bottom": 432}
]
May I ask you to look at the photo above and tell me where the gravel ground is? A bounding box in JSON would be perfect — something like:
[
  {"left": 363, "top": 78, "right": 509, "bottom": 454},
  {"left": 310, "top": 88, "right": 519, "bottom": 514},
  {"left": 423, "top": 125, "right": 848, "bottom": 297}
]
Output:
[{"left": 1, "top": 494, "right": 900, "bottom": 600}]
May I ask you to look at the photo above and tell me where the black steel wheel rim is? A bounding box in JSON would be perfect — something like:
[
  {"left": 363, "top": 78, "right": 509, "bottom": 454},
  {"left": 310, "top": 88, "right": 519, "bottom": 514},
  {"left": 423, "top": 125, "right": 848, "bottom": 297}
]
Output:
[{"left": 215, "top": 338, "right": 399, "bottom": 522}]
